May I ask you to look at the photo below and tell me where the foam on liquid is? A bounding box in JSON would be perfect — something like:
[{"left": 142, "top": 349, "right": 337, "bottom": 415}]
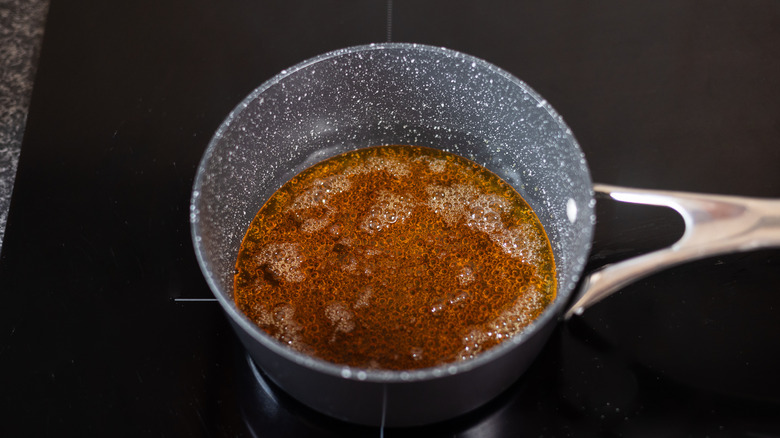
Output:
[{"left": 234, "top": 145, "right": 556, "bottom": 370}]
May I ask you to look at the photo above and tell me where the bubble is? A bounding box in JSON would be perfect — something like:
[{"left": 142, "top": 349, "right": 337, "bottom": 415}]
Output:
[
  {"left": 234, "top": 145, "right": 556, "bottom": 370},
  {"left": 257, "top": 243, "right": 305, "bottom": 283},
  {"left": 428, "top": 159, "right": 446, "bottom": 173},
  {"left": 448, "top": 289, "right": 470, "bottom": 305},
  {"left": 253, "top": 305, "right": 273, "bottom": 325},
  {"left": 341, "top": 255, "right": 358, "bottom": 273},
  {"left": 287, "top": 175, "right": 351, "bottom": 213},
  {"left": 273, "top": 303, "right": 294, "bottom": 323},
  {"left": 430, "top": 301, "right": 445, "bottom": 315},
  {"left": 345, "top": 155, "right": 411, "bottom": 178},
  {"left": 458, "top": 266, "right": 475, "bottom": 286},
  {"left": 359, "top": 190, "right": 416, "bottom": 233},
  {"left": 312, "top": 189, "right": 326, "bottom": 204},
  {"left": 385, "top": 210, "right": 398, "bottom": 223},
  {"left": 325, "top": 301, "right": 355, "bottom": 333}
]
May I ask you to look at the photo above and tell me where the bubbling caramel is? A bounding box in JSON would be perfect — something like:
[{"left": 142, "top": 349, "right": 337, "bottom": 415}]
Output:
[{"left": 234, "top": 145, "right": 556, "bottom": 370}]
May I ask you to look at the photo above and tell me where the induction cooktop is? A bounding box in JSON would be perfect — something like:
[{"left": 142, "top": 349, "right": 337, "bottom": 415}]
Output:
[{"left": 2, "top": 1, "right": 780, "bottom": 436}]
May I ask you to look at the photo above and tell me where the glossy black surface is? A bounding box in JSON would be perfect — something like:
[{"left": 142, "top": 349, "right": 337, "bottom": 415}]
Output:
[{"left": 2, "top": 1, "right": 780, "bottom": 436}]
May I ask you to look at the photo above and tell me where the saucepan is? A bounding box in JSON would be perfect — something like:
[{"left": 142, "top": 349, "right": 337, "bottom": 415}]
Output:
[{"left": 190, "top": 43, "right": 780, "bottom": 427}]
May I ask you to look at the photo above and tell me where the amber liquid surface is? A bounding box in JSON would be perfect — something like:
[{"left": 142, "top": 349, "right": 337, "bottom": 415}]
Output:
[{"left": 234, "top": 145, "right": 556, "bottom": 370}]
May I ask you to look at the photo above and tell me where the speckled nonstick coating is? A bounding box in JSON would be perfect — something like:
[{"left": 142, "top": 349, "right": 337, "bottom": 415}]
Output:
[{"left": 191, "top": 43, "right": 595, "bottom": 426}]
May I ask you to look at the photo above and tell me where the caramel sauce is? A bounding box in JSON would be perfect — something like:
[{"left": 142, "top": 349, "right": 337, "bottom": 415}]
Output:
[{"left": 234, "top": 145, "right": 556, "bottom": 370}]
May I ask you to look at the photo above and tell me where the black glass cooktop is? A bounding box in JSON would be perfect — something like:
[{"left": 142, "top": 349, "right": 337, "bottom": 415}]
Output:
[{"left": 2, "top": 1, "right": 780, "bottom": 436}]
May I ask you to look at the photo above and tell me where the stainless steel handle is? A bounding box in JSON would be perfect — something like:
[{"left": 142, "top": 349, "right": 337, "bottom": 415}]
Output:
[{"left": 564, "top": 184, "right": 780, "bottom": 319}]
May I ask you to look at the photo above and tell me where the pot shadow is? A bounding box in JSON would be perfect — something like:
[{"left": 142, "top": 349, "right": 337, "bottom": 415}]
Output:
[
  {"left": 235, "top": 320, "right": 780, "bottom": 437},
  {"left": 233, "top": 328, "right": 590, "bottom": 437},
  {"left": 235, "top": 327, "right": 620, "bottom": 438}
]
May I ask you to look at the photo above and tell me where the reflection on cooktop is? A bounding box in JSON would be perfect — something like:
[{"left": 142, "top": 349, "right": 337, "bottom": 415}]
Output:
[
  {"left": 229, "top": 321, "right": 780, "bottom": 437},
  {"left": 235, "top": 339, "right": 541, "bottom": 438}
]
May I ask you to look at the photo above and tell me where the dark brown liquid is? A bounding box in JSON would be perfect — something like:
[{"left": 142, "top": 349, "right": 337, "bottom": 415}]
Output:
[{"left": 234, "top": 145, "right": 556, "bottom": 370}]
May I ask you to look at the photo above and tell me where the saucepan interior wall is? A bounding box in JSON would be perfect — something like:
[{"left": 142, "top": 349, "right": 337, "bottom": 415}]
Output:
[{"left": 193, "top": 44, "right": 594, "bottom": 309}]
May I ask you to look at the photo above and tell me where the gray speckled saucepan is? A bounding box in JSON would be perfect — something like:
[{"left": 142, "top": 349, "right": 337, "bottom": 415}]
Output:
[{"left": 191, "top": 43, "right": 780, "bottom": 427}]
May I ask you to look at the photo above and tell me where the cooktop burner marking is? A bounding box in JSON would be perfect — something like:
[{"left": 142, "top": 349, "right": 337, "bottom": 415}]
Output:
[
  {"left": 173, "top": 298, "right": 218, "bottom": 302},
  {"left": 386, "top": 0, "right": 393, "bottom": 42}
]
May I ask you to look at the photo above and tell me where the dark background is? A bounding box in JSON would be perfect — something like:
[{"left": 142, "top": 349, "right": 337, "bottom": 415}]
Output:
[{"left": 2, "top": 0, "right": 780, "bottom": 436}]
